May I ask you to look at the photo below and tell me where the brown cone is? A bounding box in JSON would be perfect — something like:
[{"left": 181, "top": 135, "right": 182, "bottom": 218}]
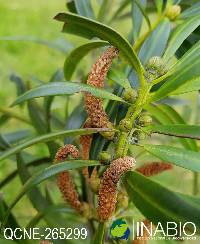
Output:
[
  {"left": 54, "top": 144, "right": 82, "bottom": 212},
  {"left": 84, "top": 47, "right": 118, "bottom": 139},
  {"left": 80, "top": 118, "right": 98, "bottom": 179},
  {"left": 97, "top": 156, "right": 135, "bottom": 221},
  {"left": 136, "top": 162, "right": 172, "bottom": 177}
]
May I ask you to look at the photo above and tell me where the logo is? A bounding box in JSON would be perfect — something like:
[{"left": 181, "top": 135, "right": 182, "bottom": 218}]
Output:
[{"left": 110, "top": 218, "right": 130, "bottom": 240}]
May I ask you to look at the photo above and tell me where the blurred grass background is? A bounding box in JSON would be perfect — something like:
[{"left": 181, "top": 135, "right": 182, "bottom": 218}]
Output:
[
  {"left": 0, "top": 0, "right": 67, "bottom": 106},
  {"left": 0, "top": 0, "right": 70, "bottom": 225}
]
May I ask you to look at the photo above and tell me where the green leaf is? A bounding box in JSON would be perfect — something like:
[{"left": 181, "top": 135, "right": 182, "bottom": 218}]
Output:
[
  {"left": 44, "top": 69, "right": 64, "bottom": 132},
  {"left": 12, "top": 82, "right": 125, "bottom": 106},
  {"left": 91, "top": 222, "right": 106, "bottom": 244},
  {"left": 26, "top": 204, "right": 77, "bottom": 228},
  {"left": 28, "top": 99, "right": 60, "bottom": 158},
  {"left": 180, "top": 2, "right": 200, "bottom": 19},
  {"left": 74, "top": 0, "right": 95, "bottom": 19},
  {"left": 10, "top": 74, "right": 26, "bottom": 96},
  {"left": 175, "top": 32, "right": 199, "bottom": 59},
  {"left": 133, "top": 0, "right": 151, "bottom": 30},
  {"left": 4, "top": 137, "right": 53, "bottom": 223},
  {"left": 154, "top": 0, "right": 163, "bottom": 14},
  {"left": 163, "top": 15, "right": 200, "bottom": 61},
  {"left": 0, "top": 114, "right": 10, "bottom": 127},
  {"left": 145, "top": 104, "right": 198, "bottom": 151},
  {"left": 144, "top": 124, "right": 200, "bottom": 140},
  {"left": 152, "top": 40, "right": 200, "bottom": 101},
  {"left": 64, "top": 102, "right": 87, "bottom": 145},
  {"left": 0, "top": 135, "right": 11, "bottom": 150},
  {"left": 109, "top": 0, "right": 131, "bottom": 23},
  {"left": 152, "top": 104, "right": 198, "bottom": 151},
  {"left": 0, "top": 36, "right": 72, "bottom": 53},
  {"left": 143, "top": 144, "right": 200, "bottom": 172},
  {"left": 0, "top": 237, "right": 18, "bottom": 244},
  {"left": 107, "top": 69, "right": 131, "bottom": 89},
  {"left": 97, "top": 0, "right": 113, "bottom": 22},
  {"left": 28, "top": 101, "right": 47, "bottom": 134},
  {"left": 0, "top": 157, "right": 50, "bottom": 189},
  {"left": 54, "top": 12, "right": 143, "bottom": 77},
  {"left": 171, "top": 76, "right": 200, "bottom": 95},
  {"left": 1, "top": 160, "right": 100, "bottom": 229},
  {"left": 0, "top": 196, "right": 19, "bottom": 230},
  {"left": 64, "top": 40, "right": 109, "bottom": 80},
  {"left": 0, "top": 128, "right": 112, "bottom": 162},
  {"left": 125, "top": 171, "right": 200, "bottom": 233},
  {"left": 131, "top": 0, "right": 147, "bottom": 41},
  {"left": 3, "top": 130, "right": 32, "bottom": 145},
  {"left": 66, "top": 0, "right": 77, "bottom": 13},
  {"left": 16, "top": 154, "right": 51, "bottom": 211},
  {"left": 139, "top": 18, "right": 170, "bottom": 64}
]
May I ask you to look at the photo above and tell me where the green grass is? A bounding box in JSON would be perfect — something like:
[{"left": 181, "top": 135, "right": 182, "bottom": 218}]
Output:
[{"left": 0, "top": 0, "right": 68, "bottom": 106}]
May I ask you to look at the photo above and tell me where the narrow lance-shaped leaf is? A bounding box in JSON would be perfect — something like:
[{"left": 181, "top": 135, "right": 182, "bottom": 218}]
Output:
[
  {"left": 131, "top": 0, "right": 147, "bottom": 41},
  {"left": 2, "top": 130, "right": 32, "bottom": 145},
  {"left": 74, "top": 0, "right": 95, "bottom": 19},
  {"left": 54, "top": 12, "right": 143, "bottom": 78},
  {"left": 145, "top": 104, "right": 198, "bottom": 151},
  {"left": 44, "top": 69, "right": 64, "bottom": 119},
  {"left": 171, "top": 76, "right": 200, "bottom": 95},
  {"left": 127, "top": 18, "right": 170, "bottom": 89},
  {"left": 28, "top": 99, "right": 60, "bottom": 158},
  {"left": 44, "top": 70, "right": 64, "bottom": 133},
  {"left": 26, "top": 204, "right": 78, "bottom": 228},
  {"left": 163, "top": 15, "right": 200, "bottom": 61},
  {"left": 175, "top": 32, "right": 199, "bottom": 59},
  {"left": 0, "top": 36, "right": 72, "bottom": 53},
  {"left": 2, "top": 138, "right": 63, "bottom": 227},
  {"left": 66, "top": 0, "right": 77, "bottom": 13},
  {"left": 64, "top": 100, "right": 87, "bottom": 144},
  {"left": 0, "top": 237, "right": 18, "bottom": 244},
  {"left": 12, "top": 82, "right": 125, "bottom": 106},
  {"left": 0, "top": 196, "right": 19, "bottom": 230},
  {"left": 64, "top": 40, "right": 109, "bottom": 80},
  {"left": 16, "top": 153, "right": 50, "bottom": 211},
  {"left": 144, "top": 124, "right": 200, "bottom": 140},
  {"left": 180, "top": 2, "right": 200, "bottom": 19},
  {"left": 107, "top": 69, "right": 131, "bottom": 89},
  {"left": 1, "top": 160, "right": 101, "bottom": 229},
  {"left": 152, "top": 40, "right": 200, "bottom": 101},
  {"left": 0, "top": 114, "right": 10, "bottom": 127},
  {"left": 153, "top": 104, "right": 198, "bottom": 151},
  {"left": 10, "top": 74, "right": 26, "bottom": 96},
  {"left": 28, "top": 101, "right": 47, "bottom": 134},
  {"left": 0, "top": 157, "right": 50, "bottom": 189},
  {"left": 0, "top": 128, "right": 114, "bottom": 162},
  {"left": 125, "top": 171, "right": 200, "bottom": 233},
  {"left": 133, "top": 0, "right": 150, "bottom": 29},
  {"left": 139, "top": 18, "right": 170, "bottom": 64},
  {"left": 109, "top": 0, "right": 131, "bottom": 23},
  {"left": 154, "top": 0, "right": 163, "bottom": 14},
  {"left": 143, "top": 144, "right": 200, "bottom": 172},
  {"left": 97, "top": 0, "right": 113, "bottom": 22}
]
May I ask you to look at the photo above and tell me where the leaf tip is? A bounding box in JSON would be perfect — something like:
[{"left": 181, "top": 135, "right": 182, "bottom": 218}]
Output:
[
  {"left": 53, "top": 13, "right": 66, "bottom": 21},
  {"left": 10, "top": 101, "right": 17, "bottom": 107}
]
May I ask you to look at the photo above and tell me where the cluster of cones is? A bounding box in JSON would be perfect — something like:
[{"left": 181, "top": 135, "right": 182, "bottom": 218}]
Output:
[{"left": 52, "top": 48, "right": 173, "bottom": 244}]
